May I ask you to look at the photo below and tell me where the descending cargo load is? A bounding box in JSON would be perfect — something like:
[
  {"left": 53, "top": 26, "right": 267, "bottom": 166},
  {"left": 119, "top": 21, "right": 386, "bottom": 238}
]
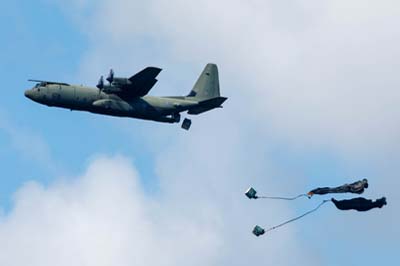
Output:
[{"left": 246, "top": 179, "right": 387, "bottom": 237}]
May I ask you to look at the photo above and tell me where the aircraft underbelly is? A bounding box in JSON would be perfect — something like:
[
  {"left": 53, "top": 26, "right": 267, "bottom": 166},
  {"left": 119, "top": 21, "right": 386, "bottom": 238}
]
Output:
[
  {"left": 88, "top": 98, "right": 162, "bottom": 119},
  {"left": 43, "top": 88, "right": 186, "bottom": 122}
]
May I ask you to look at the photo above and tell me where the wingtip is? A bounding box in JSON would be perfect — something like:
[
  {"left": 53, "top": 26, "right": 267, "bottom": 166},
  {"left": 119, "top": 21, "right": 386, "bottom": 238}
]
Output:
[{"left": 147, "top": 66, "right": 162, "bottom": 73}]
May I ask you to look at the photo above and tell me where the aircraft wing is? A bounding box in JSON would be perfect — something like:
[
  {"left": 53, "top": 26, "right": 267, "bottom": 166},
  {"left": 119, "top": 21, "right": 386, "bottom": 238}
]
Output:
[
  {"left": 28, "top": 79, "right": 70, "bottom": 86},
  {"left": 120, "top": 67, "right": 162, "bottom": 98}
]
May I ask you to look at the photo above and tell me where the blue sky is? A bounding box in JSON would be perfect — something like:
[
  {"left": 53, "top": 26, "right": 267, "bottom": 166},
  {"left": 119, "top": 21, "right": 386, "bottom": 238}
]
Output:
[
  {"left": 0, "top": 0, "right": 162, "bottom": 207},
  {"left": 0, "top": 1, "right": 399, "bottom": 266},
  {"left": 0, "top": 0, "right": 85, "bottom": 203}
]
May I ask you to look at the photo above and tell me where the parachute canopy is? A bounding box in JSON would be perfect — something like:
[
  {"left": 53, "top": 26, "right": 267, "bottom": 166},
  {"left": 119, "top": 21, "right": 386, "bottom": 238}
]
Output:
[
  {"left": 332, "top": 197, "right": 387, "bottom": 212},
  {"left": 308, "top": 179, "right": 368, "bottom": 197}
]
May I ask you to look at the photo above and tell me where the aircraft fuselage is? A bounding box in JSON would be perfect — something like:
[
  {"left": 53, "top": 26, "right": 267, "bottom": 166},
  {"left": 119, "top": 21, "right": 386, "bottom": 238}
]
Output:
[{"left": 24, "top": 84, "right": 198, "bottom": 123}]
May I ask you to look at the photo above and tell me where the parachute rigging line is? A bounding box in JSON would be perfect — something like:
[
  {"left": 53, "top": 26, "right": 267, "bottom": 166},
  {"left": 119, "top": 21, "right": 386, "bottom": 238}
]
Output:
[
  {"left": 258, "top": 194, "right": 309, "bottom": 201},
  {"left": 265, "top": 199, "right": 331, "bottom": 233},
  {"left": 245, "top": 187, "right": 309, "bottom": 201}
]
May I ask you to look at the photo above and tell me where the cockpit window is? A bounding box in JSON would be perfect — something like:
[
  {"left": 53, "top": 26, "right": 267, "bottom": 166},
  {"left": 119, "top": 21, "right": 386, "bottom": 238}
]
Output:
[
  {"left": 35, "top": 82, "right": 47, "bottom": 88},
  {"left": 34, "top": 82, "right": 47, "bottom": 89}
]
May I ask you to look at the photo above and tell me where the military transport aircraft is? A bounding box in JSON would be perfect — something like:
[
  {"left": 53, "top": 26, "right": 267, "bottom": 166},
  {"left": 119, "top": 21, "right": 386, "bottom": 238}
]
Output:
[{"left": 25, "top": 63, "right": 227, "bottom": 130}]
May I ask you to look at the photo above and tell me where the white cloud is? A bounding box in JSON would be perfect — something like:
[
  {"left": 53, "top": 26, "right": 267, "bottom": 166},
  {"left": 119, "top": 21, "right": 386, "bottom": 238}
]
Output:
[{"left": 0, "top": 155, "right": 318, "bottom": 266}]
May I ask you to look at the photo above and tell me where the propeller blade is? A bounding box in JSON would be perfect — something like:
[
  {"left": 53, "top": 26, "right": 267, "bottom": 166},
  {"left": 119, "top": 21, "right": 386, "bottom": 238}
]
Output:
[
  {"left": 106, "top": 69, "right": 114, "bottom": 83},
  {"left": 96, "top": 75, "right": 104, "bottom": 89}
]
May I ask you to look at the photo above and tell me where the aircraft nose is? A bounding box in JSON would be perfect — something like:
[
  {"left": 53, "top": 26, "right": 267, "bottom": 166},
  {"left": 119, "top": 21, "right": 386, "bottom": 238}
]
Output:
[{"left": 24, "top": 89, "right": 32, "bottom": 99}]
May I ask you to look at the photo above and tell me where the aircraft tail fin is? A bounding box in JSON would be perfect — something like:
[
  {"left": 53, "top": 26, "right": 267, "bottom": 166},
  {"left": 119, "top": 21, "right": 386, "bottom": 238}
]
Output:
[{"left": 187, "top": 63, "right": 220, "bottom": 100}]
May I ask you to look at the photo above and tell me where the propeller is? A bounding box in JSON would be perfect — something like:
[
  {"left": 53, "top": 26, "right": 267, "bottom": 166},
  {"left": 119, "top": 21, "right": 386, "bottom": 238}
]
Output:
[
  {"left": 96, "top": 75, "right": 104, "bottom": 90},
  {"left": 106, "top": 69, "right": 114, "bottom": 84}
]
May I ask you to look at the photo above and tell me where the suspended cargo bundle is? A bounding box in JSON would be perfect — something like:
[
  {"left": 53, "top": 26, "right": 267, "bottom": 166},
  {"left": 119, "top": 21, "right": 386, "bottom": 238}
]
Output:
[{"left": 252, "top": 225, "right": 265, "bottom": 237}]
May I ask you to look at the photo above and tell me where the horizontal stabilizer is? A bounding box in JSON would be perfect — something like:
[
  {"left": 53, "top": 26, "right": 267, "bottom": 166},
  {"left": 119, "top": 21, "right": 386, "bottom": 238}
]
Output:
[{"left": 188, "top": 97, "right": 227, "bottom": 115}]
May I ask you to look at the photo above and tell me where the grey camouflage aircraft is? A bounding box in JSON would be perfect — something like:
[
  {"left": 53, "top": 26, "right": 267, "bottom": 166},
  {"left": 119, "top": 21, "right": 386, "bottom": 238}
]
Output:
[{"left": 25, "top": 63, "right": 227, "bottom": 130}]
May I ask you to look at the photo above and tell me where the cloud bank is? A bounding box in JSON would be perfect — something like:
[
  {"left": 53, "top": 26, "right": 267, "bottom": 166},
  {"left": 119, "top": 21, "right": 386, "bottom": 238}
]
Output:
[{"left": 0, "top": 156, "right": 317, "bottom": 266}]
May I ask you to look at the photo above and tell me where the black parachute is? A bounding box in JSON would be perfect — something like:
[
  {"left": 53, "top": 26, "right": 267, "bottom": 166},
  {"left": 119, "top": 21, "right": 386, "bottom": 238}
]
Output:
[{"left": 331, "top": 197, "right": 387, "bottom": 212}]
